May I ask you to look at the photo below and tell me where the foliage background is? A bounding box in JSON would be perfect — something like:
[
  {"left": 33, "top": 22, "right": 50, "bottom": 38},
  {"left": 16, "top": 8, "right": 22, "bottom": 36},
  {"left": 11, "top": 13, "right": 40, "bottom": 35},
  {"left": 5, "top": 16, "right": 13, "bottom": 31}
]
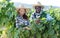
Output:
[{"left": 0, "top": 0, "right": 60, "bottom": 38}]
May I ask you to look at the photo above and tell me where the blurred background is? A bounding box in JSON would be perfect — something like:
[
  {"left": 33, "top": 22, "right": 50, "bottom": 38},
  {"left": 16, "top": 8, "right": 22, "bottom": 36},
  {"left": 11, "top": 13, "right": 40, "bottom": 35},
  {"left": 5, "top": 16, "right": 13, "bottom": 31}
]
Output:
[{"left": 10, "top": 0, "right": 60, "bottom": 9}]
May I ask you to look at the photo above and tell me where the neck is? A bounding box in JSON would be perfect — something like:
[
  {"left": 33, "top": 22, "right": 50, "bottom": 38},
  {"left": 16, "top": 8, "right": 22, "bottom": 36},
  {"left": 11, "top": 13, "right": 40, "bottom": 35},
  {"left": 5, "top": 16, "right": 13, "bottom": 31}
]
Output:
[
  {"left": 19, "top": 14, "right": 23, "bottom": 17},
  {"left": 36, "top": 11, "right": 40, "bottom": 13},
  {"left": 36, "top": 10, "right": 42, "bottom": 13}
]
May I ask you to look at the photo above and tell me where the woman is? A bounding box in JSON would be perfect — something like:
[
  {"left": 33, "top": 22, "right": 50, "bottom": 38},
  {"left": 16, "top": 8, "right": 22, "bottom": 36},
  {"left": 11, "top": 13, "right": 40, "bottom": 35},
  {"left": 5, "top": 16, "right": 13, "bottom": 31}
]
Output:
[{"left": 15, "top": 5, "right": 30, "bottom": 30}]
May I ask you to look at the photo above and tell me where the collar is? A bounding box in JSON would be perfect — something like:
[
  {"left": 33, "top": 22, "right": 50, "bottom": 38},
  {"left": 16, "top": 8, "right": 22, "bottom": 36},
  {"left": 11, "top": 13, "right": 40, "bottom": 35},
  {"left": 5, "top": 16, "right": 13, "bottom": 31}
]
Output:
[
  {"left": 17, "top": 15, "right": 23, "bottom": 19},
  {"left": 35, "top": 11, "right": 43, "bottom": 15}
]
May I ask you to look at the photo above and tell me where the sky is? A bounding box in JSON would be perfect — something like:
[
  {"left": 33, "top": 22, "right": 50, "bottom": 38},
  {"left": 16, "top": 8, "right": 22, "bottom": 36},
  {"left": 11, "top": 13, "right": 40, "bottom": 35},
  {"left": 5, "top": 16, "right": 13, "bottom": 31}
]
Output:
[{"left": 10, "top": 0, "right": 60, "bottom": 7}]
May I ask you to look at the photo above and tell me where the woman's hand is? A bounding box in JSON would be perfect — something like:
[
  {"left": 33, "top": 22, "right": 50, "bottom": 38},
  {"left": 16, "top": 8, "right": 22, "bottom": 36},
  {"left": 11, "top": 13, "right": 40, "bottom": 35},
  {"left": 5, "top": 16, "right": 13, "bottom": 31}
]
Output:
[{"left": 23, "top": 27, "right": 31, "bottom": 30}]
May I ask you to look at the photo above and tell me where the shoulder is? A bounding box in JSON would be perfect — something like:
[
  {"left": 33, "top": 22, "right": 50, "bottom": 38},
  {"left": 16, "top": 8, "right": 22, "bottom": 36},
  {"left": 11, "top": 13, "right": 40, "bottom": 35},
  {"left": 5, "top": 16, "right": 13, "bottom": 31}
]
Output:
[
  {"left": 15, "top": 16, "right": 19, "bottom": 19},
  {"left": 30, "top": 12, "right": 35, "bottom": 20},
  {"left": 15, "top": 15, "right": 22, "bottom": 20},
  {"left": 31, "top": 12, "right": 35, "bottom": 15},
  {"left": 30, "top": 12, "right": 35, "bottom": 17},
  {"left": 41, "top": 11, "right": 47, "bottom": 15},
  {"left": 42, "top": 11, "right": 46, "bottom": 13}
]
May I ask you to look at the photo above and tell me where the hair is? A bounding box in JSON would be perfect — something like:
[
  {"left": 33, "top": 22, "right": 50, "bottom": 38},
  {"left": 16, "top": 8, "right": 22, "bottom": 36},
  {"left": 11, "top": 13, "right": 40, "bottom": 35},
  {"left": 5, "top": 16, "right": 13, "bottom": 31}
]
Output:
[{"left": 17, "top": 8, "right": 28, "bottom": 20}]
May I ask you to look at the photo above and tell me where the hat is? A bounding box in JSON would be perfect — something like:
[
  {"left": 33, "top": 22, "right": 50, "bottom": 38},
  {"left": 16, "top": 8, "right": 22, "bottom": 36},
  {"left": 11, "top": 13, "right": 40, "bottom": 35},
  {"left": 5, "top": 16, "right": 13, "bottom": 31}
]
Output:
[
  {"left": 33, "top": 2, "right": 44, "bottom": 9},
  {"left": 16, "top": 5, "right": 30, "bottom": 13}
]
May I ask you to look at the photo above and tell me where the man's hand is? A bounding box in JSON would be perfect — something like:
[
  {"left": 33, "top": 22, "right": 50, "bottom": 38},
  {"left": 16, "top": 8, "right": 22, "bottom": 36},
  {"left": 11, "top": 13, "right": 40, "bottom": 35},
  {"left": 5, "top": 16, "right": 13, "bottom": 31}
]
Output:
[{"left": 35, "top": 19, "right": 40, "bottom": 24}]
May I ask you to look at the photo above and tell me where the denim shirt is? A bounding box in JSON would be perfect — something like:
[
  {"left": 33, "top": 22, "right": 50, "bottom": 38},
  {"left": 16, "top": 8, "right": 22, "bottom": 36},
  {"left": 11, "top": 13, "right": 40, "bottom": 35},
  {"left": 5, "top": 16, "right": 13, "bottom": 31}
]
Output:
[
  {"left": 15, "top": 15, "right": 30, "bottom": 28},
  {"left": 46, "top": 13, "right": 54, "bottom": 21}
]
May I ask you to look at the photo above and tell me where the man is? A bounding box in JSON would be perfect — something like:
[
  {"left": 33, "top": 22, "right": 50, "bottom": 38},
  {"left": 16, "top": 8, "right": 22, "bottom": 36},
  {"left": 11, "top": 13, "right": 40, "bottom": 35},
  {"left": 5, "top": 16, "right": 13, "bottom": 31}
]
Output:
[
  {"left": 30, "top": 2, "right": 53, "bottom": 38},
  {"left": 30, "top": 2, "right": 53, "bottom": 24}
]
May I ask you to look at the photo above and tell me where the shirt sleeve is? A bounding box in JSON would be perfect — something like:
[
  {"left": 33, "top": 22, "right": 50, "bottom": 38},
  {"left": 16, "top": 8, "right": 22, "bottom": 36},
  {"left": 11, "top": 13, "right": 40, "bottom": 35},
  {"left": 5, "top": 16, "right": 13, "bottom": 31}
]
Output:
[
  {"left": 46, "top": 14, "right": 54, "bottom": 21},
  {"left": 30, "top": 13, "right": 35, "bottom": 22},
  {"left": 15, "top": 17, "right": 21, "bottom": 28}
]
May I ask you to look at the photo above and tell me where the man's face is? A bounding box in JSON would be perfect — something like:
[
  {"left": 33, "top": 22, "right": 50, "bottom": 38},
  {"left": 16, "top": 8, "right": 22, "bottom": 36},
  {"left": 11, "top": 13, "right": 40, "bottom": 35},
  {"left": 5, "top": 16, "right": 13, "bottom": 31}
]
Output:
[{"left": 35, "top": 6, "right": 42, "bottom": 13}]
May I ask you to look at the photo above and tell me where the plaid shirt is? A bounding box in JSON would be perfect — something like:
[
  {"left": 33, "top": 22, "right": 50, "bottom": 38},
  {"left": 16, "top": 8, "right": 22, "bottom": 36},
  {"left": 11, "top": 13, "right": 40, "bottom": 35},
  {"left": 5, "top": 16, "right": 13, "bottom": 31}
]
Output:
[
  {"left": 30, "top": 12, "right": 42, "bottom": 21},
  {"left": 15, "top": 15, "right": 30, "bottom": 28},
  {"left": 30, "top": 11, "right": 53, "bottom": 21}
]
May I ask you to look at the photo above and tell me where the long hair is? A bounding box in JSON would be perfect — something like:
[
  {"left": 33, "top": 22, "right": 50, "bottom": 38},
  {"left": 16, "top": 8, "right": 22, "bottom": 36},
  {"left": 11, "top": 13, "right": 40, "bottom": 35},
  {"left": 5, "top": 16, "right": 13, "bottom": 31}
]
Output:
[{"left": 17, "top": 9, "right": 28, "bottom": 20}]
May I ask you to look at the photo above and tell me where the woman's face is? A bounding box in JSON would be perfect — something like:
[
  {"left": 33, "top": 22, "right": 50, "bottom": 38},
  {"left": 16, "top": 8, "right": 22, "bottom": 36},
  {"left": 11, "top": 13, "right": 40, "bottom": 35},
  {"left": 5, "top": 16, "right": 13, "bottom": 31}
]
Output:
[{"left": 19, "top": 8, "right": 26, "bottom": 16}]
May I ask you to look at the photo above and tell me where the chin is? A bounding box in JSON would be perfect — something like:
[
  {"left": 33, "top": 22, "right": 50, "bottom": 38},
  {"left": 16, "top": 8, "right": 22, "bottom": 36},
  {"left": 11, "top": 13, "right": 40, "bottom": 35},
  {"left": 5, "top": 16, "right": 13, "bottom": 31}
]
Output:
[{"left": 36, "top": 11, "right": 40, "bottom": 13}]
